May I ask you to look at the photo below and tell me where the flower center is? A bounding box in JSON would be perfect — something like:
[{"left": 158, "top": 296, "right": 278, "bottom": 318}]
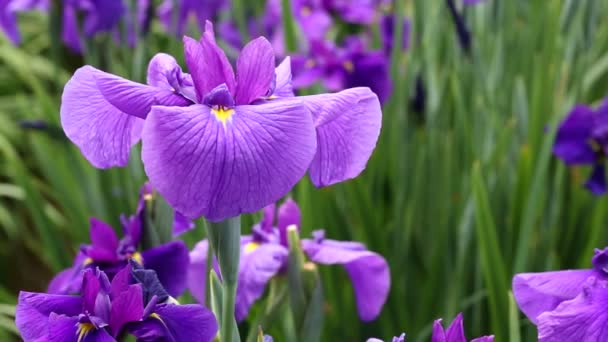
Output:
[
  {"left": 244, "top": 242, "right": 260, "bottom": 253},
  {"left": 212, "top": 107, "right": 235, "bottom": 126},
  {"left": 77, "top": 323, "right": 95, "bottom": 342}
]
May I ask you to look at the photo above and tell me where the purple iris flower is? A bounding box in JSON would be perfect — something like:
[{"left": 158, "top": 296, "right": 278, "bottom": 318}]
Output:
[
  {"left": 431, "top": 313, "right": 493, "bottom": 342},
  {"left": 553, "top": 99, "right": 608, "bottom": 195},
  {"left": 61, "top": 0, "right": 126, "bottom": 52},
  {"left": 292, "top": 38, "right": 392, "bottom": 103},
  {"left": 158, "top": 0, "right": 226, "bottom": 37},
  {"left": 60, "top": 22, "right": 382, "bottom": 221},
  {"left": 323, "top": 0, "right": 386, "bottom": 24},
  {"left": 188, "top": 199, "right": 391, "bottom": 322},
  {"left": 380, "top": 15, "right": 411, "bottom": 56},
  {"left": 513, "top": 247, "right": 608, "bottom": 340},
  {"left": 47, "top": 184, "right": 190, "bottom": 298},
  {"left": 0, "top": 0, "right": 48, "bottom": 44},
  {"left": 16, "top": 268, "right": 144, "bottom": 341}
]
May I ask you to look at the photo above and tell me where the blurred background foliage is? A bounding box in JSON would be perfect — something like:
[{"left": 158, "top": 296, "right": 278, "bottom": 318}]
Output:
[{"left": 1, "top": 0, "right": 608, "bottom": 341}]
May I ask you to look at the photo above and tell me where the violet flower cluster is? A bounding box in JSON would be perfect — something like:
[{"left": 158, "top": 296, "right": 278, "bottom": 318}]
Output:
[
  {"left": 513, "top": 247, "right": 608, "bottom": 341},
  {"left": 188, "top": 198, "right": 391, "bottom": 322}
]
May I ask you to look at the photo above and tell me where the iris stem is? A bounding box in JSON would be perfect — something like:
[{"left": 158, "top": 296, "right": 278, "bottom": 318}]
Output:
[{"left": 206, "top": 216, "right": 242, "bottom": 342}]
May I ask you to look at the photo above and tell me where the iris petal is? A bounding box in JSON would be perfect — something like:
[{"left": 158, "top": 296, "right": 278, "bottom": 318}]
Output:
[
  {"left": 16, "top": 292, "right": 82, "bottom": 342},
  {"left": 235, "top": 37, "right": 276, "bottom": 105}
]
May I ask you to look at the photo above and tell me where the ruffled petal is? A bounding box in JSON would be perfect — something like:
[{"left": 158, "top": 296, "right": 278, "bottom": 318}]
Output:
[
  {"left": 301, "top": 87, "right": 382, "bottom": 187},
  {"left": 537, "top": 277, "right": 608, "bottom": 341},
  {"left": 274, "top": 57, "right": 294, "bottom": 98},
  {"left": 235, "top": 243, "right": 288, "bottom": 321},
  {"left": 141, "top": 241, "right": 190, "bottom": 297},
  {"left": 130, "top": 304, "right": 218, "bottom": 342},
  {"left": 16, "top": 291, "right": 82, "bottom": 342},
  {"left": 302, "top": 238, "right": 390, "bottom": 321},
  {"left": 183, "top": 33, "right": 236, "bottom": 102},
  {"left": 147, "top": 53, "right": 183, "bottom": 89},
  {"left": 553, "top": 105, "right": 596, "bottom": 165},
  {"left": 141, "top": 100, "right": 316, "bottom": 221},
  {"left": 235, "top": 37, "right": 276, "bottom": 105},
  {"left": 88, "top": 218, "right": 120, "bottom": 262},
  {"left": 61, "top": 66, "right": 147, "bottom": 168},
  {"left": 512, "top": 269, "right": 596, "bottom": 323}
]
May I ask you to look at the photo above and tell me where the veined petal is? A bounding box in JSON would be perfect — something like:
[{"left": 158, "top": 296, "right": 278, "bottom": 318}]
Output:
[
  {"left": 301, "top": 87, "right": 382, "bottom": 187},
  {"left": 130, "top": 304, "right": 218, "bottom": 342},
  {"left": 142, "top": 100, "right": 316, "bottom": 221},
  {"left": 109, "top": 284, "right": 144, "bottom": 337},
  {"left": 537, "top": 277, "right": 608, "bottom": 341},
  {"left": 47, "top": 314, "right": 78, "bottom": 342},
  {"left": 512, "top": 269, "right": 596, "bottom": 323},
  {"left": 236, "top": 243, "right": 288, "bottom": 321},
  {"left": 184, "top": 34, "right": 236, "bottom": 103},
  {"left": 60, "top": 66, "right": 187, "bottom": 168},
  {"left": 88, "top": 218, "right": 119, "bottom": 263},
  {"left": 141, "top": 241, "right": 190, "bottom": 297},
  {"left": 274, "top": 57, "right": 294, "bottom": 98},
  {"left": 235, "top": 37, "right": 276, "bottom": 105},
  {"left": 16, "top": 292, "right": 82, "bottom": 342},
  {"left": 302, "top": 238, "right": 390, "bottom": 321}
]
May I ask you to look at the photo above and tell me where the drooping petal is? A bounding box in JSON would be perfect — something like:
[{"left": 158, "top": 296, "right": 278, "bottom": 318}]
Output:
[
  {"left": 235, "top": 37, "right": 276, "bottom": 105},
  {"left": 142, "top": 100, "right": 317, "bottom": 221},
  {"left": 47, "top": 266, "right": 81, "bottom": 295},
  {"left": 277, "top": 198, "right": 301, "bottom": 246},
  {"left": 183, "top": 35, "right": 235, "bottom": 102},
  {"left": 130, "top": 304, "right": 218, "bottom": 342},
  {"left": 274, "top": 57, "right": 294, "bottom": 98},
  {"left": 88, "top": 218, "right": 120, "bottom": 262},
  {"left": 235, "top": 243, "right": 288, "bottom": 321},
  {"left": 302, "top": 237, "right": 390, "bottom": 321},
  {"left": 537, "top": 277, "right": 608, "bottom": 341},
  {"left": 141, "top": 241, "right": 190, "bottom": 297},
  {"left": 301, "top": 87, "right": 382, "bottom": 187},
  {"left": 512, "top": 269, "right": 596, "bottom": 323},
  {"left": 109, "top": 284, "right": 144, "bottom": 336},
  {"left": 585, "top": 163, "right": 607, "bottom": 195},
  {"left": 553, "top": 105, "right": 596, "bottom": 165},
  {"left": 60, "top": 66, "right": 189, "bottom": 168},
  {"left": 16, "top": 291, "right": 82, "bottom": 342}
]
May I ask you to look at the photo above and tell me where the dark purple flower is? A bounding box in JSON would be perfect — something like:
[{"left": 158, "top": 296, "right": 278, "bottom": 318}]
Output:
[
  {"left": 47, "top": 196, "right": 190, "bottom": 298},
  {"left": 513, "top": 247, "right": 608, "bottom": 332},
  {"left": 553, "top": 100, "right": 608, "bottom": 195},
  {"left": 323, "top": 0, "right": 386, "bottom": 24},
  {"left": 292, "top": 38, "right": 392, "bottom": 103},
  {"left": 61, "top": 22, "right": 382, "bottom": 221},
  {"left": 158, "top": 0, "right": 226, "bottom": 37},
  {"left": 0, "top": 0, "right": 48, "bottom": 44},
  {"left": 431, "top": 313, "right": 494, "bottom": 342},
  {"left": 61, "top": 0, "right": 126, "bottom": 52},
  {"left": 188, "top": 199, "right": 391, "bottom": 322},
  {"left": 380, "top": 14, "right": 410, "bottom": 55},
  {"left": 17, "top": 268, "right": 143, "bottom": 342}
]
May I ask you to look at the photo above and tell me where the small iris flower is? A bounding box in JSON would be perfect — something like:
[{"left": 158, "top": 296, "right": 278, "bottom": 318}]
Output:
[
  {"left": 47, "top": 184, "right": 190, "bottom": 298},
  {"left": 0, "top": 0, "right": 48, "bottom": 44},
  {"left": 324, "top": 0, "right": 387, "bottom": 25},
  {"left": 188, "top": 198, "right": 391, "bottom": 322},
  {"left": 158, "top": 0, "right": 226, "bottom": 37},
  {"left": 61, "top": 0, "right": 126, "bottom": 52},
  {"left": 60, "top": 22, "right": 382, "bottom": 221},
  {"left": 513, "top": 247, "right": 608, "bottom": 341},
  {"left": 292, "top": 37, "right": 392, "bottom": 103}
]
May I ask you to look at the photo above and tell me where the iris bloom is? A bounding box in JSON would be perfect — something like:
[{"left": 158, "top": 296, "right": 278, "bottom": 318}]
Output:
[
  {"left": 0, "top": 0, "right": 48, "bottom": 44},
  {"left": 158, "top": 0, "right": 226, "bottom": 37},
  {"left": 292, "top": 38, "right": 392, "bottom": 103},
  {"left": 513, "top": 247, "right": 608, "bottom": 341},
  {"left": 324, "top": 0, "right": 387, "bottom": 24},
  {"left": 47, "top": 184, "right": 190, "bottom": 297},
  {"left": 188, "top": 199, "right": 391, "bottom": 322},
  {"left": 553, "top": 100, "right": 608, "bottom": 195},
  {"left": 60, "top": 22, "right": 382, "bottom": 221},
  {"left": 17, "top": 266, "right": 217, "bottom": 341},
  {"left": 61, "top": 0, "right": 126, "bottom": 52}
]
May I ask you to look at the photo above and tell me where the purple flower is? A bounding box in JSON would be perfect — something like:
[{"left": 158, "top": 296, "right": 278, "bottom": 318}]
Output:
[
  {"left": 292, "top": 38, "right": 392, "bottom": 103},
  {"left": 47, "top": 184, "right": 190, "bottom": 298},
  {"left": 431, "top": 313, "right": 494, "bottom": 342},
  {"left": 188, "top": 199, "right": 391, "bottom": 322},
  {"left": 0, "top": 0, "right": 48, "bottom": 44},
  {"left": 512, "top": 247, "right": 608, "bottom": 340},
  {"left": 158, "top": 0, "right": 226, "bottom": 37},
  {"left": 553, "top": 100, "right": 608, "bottom": 195},
  {"left": 323, "top": 0, "right": 386, "bottom": 24},
  {"left": 60, "top": 22, "right": 383, "bottom": 221},
  {"left": 61, "top": 0, "right": 126, "bottom": 52},
  {"left": 17, "top": 268, "right": 143, "bottom": 341},
  {"left": 380, "top": 15, "right": 411, "bottom": 55}
]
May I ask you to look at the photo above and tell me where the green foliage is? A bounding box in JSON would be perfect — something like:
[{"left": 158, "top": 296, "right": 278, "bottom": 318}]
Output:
[{"left": 2, "top": 1, "right": 608, "bottom": 341}]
